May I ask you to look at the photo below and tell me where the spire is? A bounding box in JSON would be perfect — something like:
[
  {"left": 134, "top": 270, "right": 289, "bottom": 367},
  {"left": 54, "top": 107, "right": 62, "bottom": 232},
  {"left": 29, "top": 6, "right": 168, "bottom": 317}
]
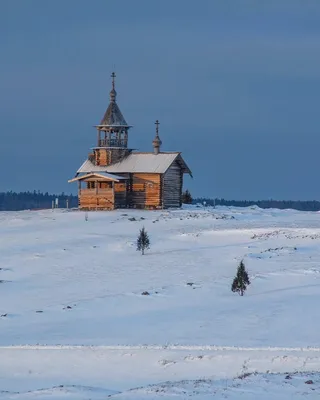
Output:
[
  {"left": 110, "top": 72, "right": 117, "bottom": 103},
  {"left": 111, "top": 71, "right": 116, "bottom": 89},
  {"left": 152, "top": 119, "right": 162, "bottom": 155},
  {"left": 99, "top": 72, "right": 129, "bottom": 127}
]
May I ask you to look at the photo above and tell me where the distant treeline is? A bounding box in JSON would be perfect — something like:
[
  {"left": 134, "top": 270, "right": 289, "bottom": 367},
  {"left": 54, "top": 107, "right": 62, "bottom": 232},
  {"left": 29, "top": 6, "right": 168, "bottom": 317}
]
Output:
[
  {"left": 0, "top": 191, "right": 78, "bottom": 211},
  {"left": 1, "top": 191, "right": 320, "bottom": 212},
  {"left": 194, "top": 198, "right": 320, "bottom": 212}
]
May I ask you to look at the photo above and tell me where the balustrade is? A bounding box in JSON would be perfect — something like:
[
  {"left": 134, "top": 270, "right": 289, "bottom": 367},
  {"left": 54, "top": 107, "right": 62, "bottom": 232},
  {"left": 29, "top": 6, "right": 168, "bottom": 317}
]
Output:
[{"left": 98, "top": 138, "right": 127, "bottom": 148}]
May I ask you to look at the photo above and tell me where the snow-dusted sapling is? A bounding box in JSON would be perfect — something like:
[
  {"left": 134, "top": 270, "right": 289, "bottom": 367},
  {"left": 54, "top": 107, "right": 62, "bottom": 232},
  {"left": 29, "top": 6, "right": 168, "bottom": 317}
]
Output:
[
  {"left": 137, "top": 226, "right": 150, "bottom": 255},
  {"left": 231, "top": 260, "right": 250, "bottom": 296}
]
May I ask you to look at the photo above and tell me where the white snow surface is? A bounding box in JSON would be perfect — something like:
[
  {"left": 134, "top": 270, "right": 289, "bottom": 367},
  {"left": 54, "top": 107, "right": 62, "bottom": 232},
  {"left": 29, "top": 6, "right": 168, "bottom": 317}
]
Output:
[{"left": 1, "top": 205, "right": 320, "bottom": 398}]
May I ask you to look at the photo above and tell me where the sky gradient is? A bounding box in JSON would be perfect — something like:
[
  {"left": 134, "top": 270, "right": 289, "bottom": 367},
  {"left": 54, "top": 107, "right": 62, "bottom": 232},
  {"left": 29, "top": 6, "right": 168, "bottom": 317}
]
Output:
[{"left": 1, "top": 0, "right": 320, "bottom": 199}]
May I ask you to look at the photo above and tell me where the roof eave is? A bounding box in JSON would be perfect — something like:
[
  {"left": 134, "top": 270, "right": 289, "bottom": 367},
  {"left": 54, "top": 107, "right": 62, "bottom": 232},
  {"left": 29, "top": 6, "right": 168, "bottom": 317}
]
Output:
[
  {"left": 94, "top": 124, "right": 133, "bottom": 129},
  {"left": 162, "top": 153, "right": 193, "bottom": 177},
  {"left": 177, "top": 153, "right": 192, "bottom": 177},
  {"left": 68, "top": 172, "right": 126, "bottom": 183}
]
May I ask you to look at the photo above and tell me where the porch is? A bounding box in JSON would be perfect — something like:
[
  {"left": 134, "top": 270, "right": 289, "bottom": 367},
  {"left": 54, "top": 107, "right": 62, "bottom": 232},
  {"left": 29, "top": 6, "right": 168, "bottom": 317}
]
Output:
[{"left": 68, "top": 172, "right": 127, "bottom": 210}]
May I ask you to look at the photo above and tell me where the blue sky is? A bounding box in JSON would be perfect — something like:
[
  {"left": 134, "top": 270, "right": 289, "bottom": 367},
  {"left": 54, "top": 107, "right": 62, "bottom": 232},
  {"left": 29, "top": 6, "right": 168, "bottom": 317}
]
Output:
[{"left": 1, "top": 0, "right": 320, "bottom": 199}]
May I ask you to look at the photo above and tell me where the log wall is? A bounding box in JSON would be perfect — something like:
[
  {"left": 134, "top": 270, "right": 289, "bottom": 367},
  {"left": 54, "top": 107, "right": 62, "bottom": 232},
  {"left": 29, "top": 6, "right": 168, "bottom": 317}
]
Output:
[
  {"left": 94, "top": 149, "right": 130, "bottom": 166},
  {"left": 162, "top": 161, "right": 183, "bottom": 208},
  {"left": 130, "top": 173, "right": 161, "bottom": 209},
  {"left": 114, "top": 182, "right": 127, "bottom": 208},
  {"left": 79, "top": 188, "right": 115, "bottom": 210},
  {"left": 94, "top": 149, "right": 110, "bottom": 166}
]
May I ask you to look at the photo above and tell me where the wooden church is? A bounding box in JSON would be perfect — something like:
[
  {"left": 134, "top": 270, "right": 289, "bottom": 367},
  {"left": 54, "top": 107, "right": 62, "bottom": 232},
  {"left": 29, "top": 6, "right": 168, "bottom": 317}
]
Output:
[{"left": 69, "top": 73, "right": 192, "bottom": 210}]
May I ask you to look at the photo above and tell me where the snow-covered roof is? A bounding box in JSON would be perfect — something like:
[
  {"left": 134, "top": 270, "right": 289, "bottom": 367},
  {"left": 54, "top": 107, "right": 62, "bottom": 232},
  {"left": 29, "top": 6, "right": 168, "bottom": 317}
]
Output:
[
  {"left": 107, "top": 153, "right": 180, "bottom": 174},
  {"left": 77, "top": 159, "right": 108, "bottom": 173},
  {"left": 76, "top": 152, "right": 192, "bottom": 176}
]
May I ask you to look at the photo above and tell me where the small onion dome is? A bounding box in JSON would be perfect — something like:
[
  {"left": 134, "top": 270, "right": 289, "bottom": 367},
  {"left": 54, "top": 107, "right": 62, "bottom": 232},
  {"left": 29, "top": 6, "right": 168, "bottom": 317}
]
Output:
[
  {"left": 152, "top": 134, "right": 162, "bottom": 154},
  {"left": 152, "top": 134, "right": 162, "bottom": 147}
]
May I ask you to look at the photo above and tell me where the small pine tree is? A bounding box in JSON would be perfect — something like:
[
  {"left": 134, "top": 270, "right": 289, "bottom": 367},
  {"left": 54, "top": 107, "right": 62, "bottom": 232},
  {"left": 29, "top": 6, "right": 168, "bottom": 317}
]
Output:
[
  {"left": 182, "top": 189, "right": 193, "bottom": 204},
  {"left": 231, "top": 260, "right": 250, "bottom": 296},
  {"left": 136, "top": 226, "right": 150, "bottom": 255}
]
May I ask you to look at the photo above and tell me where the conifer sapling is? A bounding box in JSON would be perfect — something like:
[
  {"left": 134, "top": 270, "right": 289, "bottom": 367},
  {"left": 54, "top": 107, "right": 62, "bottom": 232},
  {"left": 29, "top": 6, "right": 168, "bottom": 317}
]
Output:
[
  {"left": 182, "top": 189, "right": 193, "bottom": 204},
  {"left": 137, "top": 226, "right": 150, "bottom": 255},
  {"left": 231, "top": 260, "right": 250, "bottom": 296}
]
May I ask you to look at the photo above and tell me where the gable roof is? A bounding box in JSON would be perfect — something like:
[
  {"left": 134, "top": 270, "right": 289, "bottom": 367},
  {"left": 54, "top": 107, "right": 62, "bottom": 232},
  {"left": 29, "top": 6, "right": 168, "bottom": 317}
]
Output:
[
  {"left": 77, "top": 159, "right": 108, "bottom": 173},
  {"left": 76, "top": 152, "right": 192, "bottom": 176},
  {"left": 68, "top": 172, "right": 126, "bottom": 183},
  {"left": 107, "top": 153, "right": 180, "bottom": 174}
]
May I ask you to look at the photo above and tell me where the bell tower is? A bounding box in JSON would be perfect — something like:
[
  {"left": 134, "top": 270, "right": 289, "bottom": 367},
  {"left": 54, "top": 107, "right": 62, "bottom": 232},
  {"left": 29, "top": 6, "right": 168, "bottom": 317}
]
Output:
[{"left": 93, "top": 72, "right": 132, "bottom": 166}]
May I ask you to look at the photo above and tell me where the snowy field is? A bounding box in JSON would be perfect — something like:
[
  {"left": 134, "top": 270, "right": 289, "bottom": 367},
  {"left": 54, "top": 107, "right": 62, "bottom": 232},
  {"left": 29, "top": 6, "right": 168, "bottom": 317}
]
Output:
[{"left": 0, "top": 205, "right": 320, "bottom": 398}]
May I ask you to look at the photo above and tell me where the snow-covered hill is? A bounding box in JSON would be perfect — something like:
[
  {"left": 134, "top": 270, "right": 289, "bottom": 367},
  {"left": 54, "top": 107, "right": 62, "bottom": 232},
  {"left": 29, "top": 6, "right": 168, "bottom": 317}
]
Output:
[{"left": 0, "top": 205, "right": 319, "bottom": 398}]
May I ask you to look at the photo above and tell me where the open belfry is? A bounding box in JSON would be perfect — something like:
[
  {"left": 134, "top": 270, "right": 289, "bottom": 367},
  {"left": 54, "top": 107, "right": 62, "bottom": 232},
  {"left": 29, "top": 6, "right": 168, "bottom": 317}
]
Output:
[{"left": 69, "top": 73, "right": 192, "bottom": 210}]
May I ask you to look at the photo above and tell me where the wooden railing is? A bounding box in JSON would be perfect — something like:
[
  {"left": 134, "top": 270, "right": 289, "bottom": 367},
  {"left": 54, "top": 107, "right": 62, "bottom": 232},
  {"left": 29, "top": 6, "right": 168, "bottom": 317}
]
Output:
[
  {"left": 98, "top": 139, "right": 127, "bottom": 148},
  {"left": 80, "top": 189, "right": 113, "bottom": 195}
]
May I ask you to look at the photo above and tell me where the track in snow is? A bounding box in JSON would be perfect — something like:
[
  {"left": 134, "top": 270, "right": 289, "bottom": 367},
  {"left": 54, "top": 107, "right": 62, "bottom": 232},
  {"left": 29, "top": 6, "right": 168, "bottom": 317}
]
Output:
[{"left": 1, "top": 344, "right": 320, "bottom": 351}]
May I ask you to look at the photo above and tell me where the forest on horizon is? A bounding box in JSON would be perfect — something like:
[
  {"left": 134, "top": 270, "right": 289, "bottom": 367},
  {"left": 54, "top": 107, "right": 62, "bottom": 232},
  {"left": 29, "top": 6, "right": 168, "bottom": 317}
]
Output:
[{"left": 1, "top": 190, "right": 320, "bottom": 212}]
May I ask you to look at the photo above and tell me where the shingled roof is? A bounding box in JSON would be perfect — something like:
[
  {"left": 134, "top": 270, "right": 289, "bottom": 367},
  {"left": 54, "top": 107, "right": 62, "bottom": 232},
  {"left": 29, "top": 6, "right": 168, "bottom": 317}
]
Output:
[
  {"left": 98, "top": 73, "right": 130, "bottom": 128},
  {"left": 100, "top": 96, "right": 128, "bottom": 127}
]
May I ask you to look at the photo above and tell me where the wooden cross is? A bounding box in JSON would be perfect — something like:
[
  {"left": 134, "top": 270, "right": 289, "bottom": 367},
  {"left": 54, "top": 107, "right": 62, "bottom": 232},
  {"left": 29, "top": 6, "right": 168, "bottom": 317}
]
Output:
[{"left": 155, "top": 120, "right": 160, "bottom": 135}]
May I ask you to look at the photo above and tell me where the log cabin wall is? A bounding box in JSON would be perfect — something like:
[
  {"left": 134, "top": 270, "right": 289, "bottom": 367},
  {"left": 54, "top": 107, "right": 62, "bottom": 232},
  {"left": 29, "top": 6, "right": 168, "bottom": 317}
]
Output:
[
  {"left": 162, "top": 161, "right": 183, "bottom": 208},
  {"left": 79, "top": 180, "right": 115, "bottom": 210},
  {"left": 114, "top": 181, "right": 127, "bottom": 208},
  {"left": 94, "top": 149, "right": 111, "bottom": 166},
  {"left": 94, "top": 148, "right": 131, "bottom": 166},
  {"left": 131, "top": 173, "right": 161, "bottom": 208},
  {"left": 94, "top": 149, "right": 108, "bottom": 166}
]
